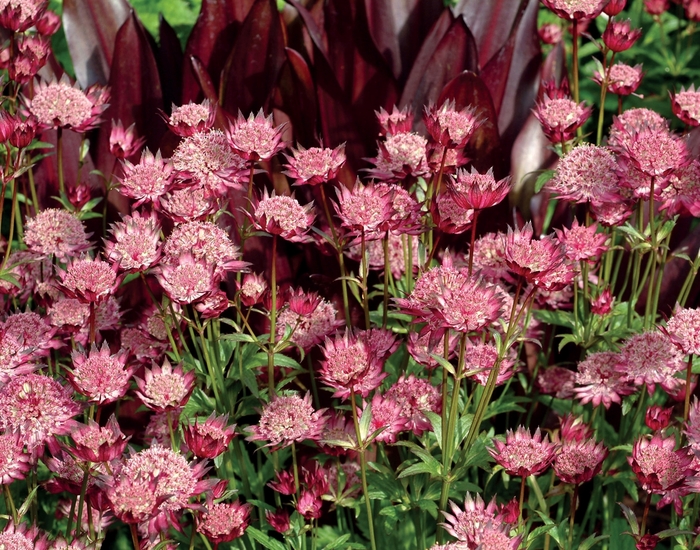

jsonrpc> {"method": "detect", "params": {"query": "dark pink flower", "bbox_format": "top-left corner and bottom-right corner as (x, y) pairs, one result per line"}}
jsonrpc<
(489, 426), (558, 477)
(602, 18), (641, 52)
(268, 469), (296, 495)
(534, 95), (592, 144)
(604, 0), (627, 16)
(375, 105), (414, 135)
(447, 167), (511, 211)
(183, 412), (236, 459)
(134, 358), (196, 412)
(424, 100), (481, 149)
(591, 288), (614, 315)
(0, 0), (47, 32)
(537, 366), (577, 399)
(165, 100), (215, 136)
(502, 223), (570, 289)
(541, 0), (607, 20)
(265, 509), (291, 533)
(554, 437), (608, 484)
(70, 415), (129, 463)
(644, 0), (670, 15)
(645, 406), (673, 431)
(671, 85), (700, 127)
(555, 220), (608, 264)
(284, 143), (346, 186)
(247, 392), (326, 448)
(538, 23), (563, 44)
(197, 501), (251, 544)
(35, 9), (60, 35)
(68, 343), (132, 404)
(109, 119), (146, 160)
(296, 489), (323, 519)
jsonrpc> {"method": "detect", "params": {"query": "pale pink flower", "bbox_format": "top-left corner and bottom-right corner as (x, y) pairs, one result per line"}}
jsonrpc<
(385, 374), (441, 436)
(470, 232), (512, 282)
(364, 393), (407, 443)
(134, 358), (196, 412)
(3, 310), (59, 357)
(541, 0), (607, 20)
(24, 208), (91, 261)
(0, 432), (30, 484)
(617, 331), (685, 392)
(0, 328), (39, 384)
(465, 342), (518, 386)
(163, 221), (248, 280)
(608, 108), (669, 149)
(276, 292), (342, 351)
(471, 523), (522, 550)
(367, 131), (429, 181)
(534, 96), (592, 143)
(502, 223), (570, 289)
(109, 119), (145, 159)
(671, 84), (700, 126)
(318, 412), (357, 455)
(155, 253), (218, 304)
(247, 392), (326, 448)
(171, 129), (248, 196)
(433, 192), (474, 234)
(105, 473), (162, 524)
(448, 167), (511, 211)
(0, 522), (49, 550)
(183, 412), (237, 459)
(375, 105), (414, 136)
(549, 144), (619, 203)
(249, 190), (315, 243)
(555, 220), (608, 264)
(58, 256), (120, 304)
(424, 100), (481, 149)
(68, 343), (132, 404)
(144, 411), (177, 448)
(594, 63), (643, 96)
(441, 493), (505, 544)
(159, 186), (218, 222)
(237, 272), (267, 307)
(663, 306), (700, 355)
(226, 109), (285, 162)
(554, 437), (608, 484)
(197, 501), (251, 544)
(659, 160), (700, 217)
(538, 365), (577, 399)
(489, 426), (558, 477)
(334, 181), (395, 240)
(104, 211), (161, 272)
(575, 350), (635, 408)
(284, 143), (346, 186)
(120, 326), (167, 362)
(319, 332), (386, 400)
(165, 100), (215, 136)
(0, 373), (81, 449)
(28, 75), (108, 132)
(119, 150), (174, 207)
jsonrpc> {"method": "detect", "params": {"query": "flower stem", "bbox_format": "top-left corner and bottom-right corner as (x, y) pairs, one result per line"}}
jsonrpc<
(130, 524), (140, 550)
(350, 388), (377, 550)
(3, 484), (16, 524)
(361, 229), (370, 330)
(468, 210), (479, 277)
(57, 126), (65, 197)
(684, 354), (694, 423)
(572, 20), (580, 105)
(268, 234), (278, 396)
(519, 475), (527, 523)
(568, 486), (578, 550)
(320, 184), (351, 327)
(595, 50), (615, 146)
(1, 179), (19, 270)
(640, 492), (652, 537)
(292, 441), (300, 500)
(74, 467), (91, 540)
(382, 232), (389, 328)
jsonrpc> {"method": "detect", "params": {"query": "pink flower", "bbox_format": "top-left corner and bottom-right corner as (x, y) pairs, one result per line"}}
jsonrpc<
(385, 374), (441, 436)
(334, 181), (395, 241)
(265, 509), (291, 533)
(363, 393), (406, 443)
(104, 211), (161, 272)
(502, 223), (570, 289)
(375, 105), (414, 136)
(249, 189), (315, 243)
(538, 23), (563, 44)
(575, 351), (635, 408)
(284, 143), (346, 186)
(319, 332), (386, 400)
(0, 432), (30, 485)
(662, 306), (700, 355)
(609, 108), (669, 149)
(134, 358), (196, 412)
(671, 85), (700, 127)
(465, 341), (518, 387)
(406, 331), (458, 370)
(367, 131), (429, 181)
(602, 18), (641, 52)
(197, 501), (251, 544)
(594, 63), (643, 96)
(0, 0), (47, 32)
(247, 392), (326, 448)
(645, 406), (673, 431)
(155, 253), (218, 304)
(57, 257), (120, 304)
(35, 9), (60, 36)
(538, 365), (577, 399)
(659, 160), (700, 217)
(424, 100), (481, 149)
(70, 415), (129, 463)
(591, 288), (614, 315)
(616, 331), (685, 393)
(237, 272), (267, 307)
(165, 100), (216, 136)
(28, 75), (108, 132)
(183, 412), (237, 459)
(604, 0), (627, 16)
(159, 186), (218, 222)
(489, 426), (558, 477)
(24, 208), (91, 262)
(534, 95), (592, 143)
(558, 414), (595, 443)
(68, 343), (132, 404)
(10, 34), (50, 84)
(447, 167), (511, 211)
(119, 150), (174, 207)
(555, 220), (608, 264)
(276, 291), (342, 351)
(268, 469), (296, 495)
(0, 373), (81, 450)
(296, 489), (323, 519)
(0, 522), (49, 550)
(644, 0), (670, 15)
(554, 437), (608, 484)
(226, 109), (285, 162)
(541, 0), (607, 20)
(433, 191), (473, 234)
(441, 493), (508, 544)
(109, 119), (146, 160)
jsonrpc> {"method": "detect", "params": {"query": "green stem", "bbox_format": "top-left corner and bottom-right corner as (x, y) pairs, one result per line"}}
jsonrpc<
(74, 467), (91, 540)
(306, 354), (320, 409)
(382, 233), (389, 328)
(572, 19), (580, 105)
(361, 229), (370, 330)
(684, 354), (694, 423)
(3, 484), (17, 524)
(292, 441), (300, 500)
(350, 388), (377, 550)
(468, 210), (479, 277)
(595, 50), (615, 146)
(268, 234), (278, 396)
(2, 179), (18, 270)
(568, 486), (578, 550)
(320, 184), (351, 327)
(57, 126), (65, 197)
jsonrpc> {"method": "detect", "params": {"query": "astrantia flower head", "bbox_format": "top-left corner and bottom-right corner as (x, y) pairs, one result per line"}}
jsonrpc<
(155, 253), (218, 304)
(367, 131), (429, 181)
(406, 330), (458, 370)
(24, 208), (91, 262)
(237, 272), (267, 307)
(57, 256), (120, 304)
(465, 341), (518, 387)
(616, 331), (685, 392)
(284, 143), (346, 186)
(119, 149), (174, 207)
(249, 189), (315, 243)
(645, 405), (673, 431)
(276, 292), (343, 351)
(503, 223), (570, 289)
(70, 414), (129, 463)
(550, 145), (620, 202)
(109, 119), (145, 160)
(376, 105), (414, 135)
(0, 373), (81, 450)
(662, 306), (700, 356)
(165, 99), (215, 136)
(365, 393), (407, 443)
(538, 22), (563, 44)
(11, 34), (50, 84)
(534, 95), (592, 144)
(615, 125), (689, 185)
(594, 63), (643, 96)
(0, 521), (49, 550)
(134, 358), (196, 412)
(659, 160), (700, 217)
(183, 412), (237, 459)
(197, 501), (251, 545)
(609, 108), (669, 150)
(447, 166), (511, 211)
(0, 0), (47, 32)
(671, 84), (700, 126)
(554, 437), (608, 484)
(424, 100), (481, 149)
(28, 75), (108, 132)
(226, 109), (285, 162)
(541, 0), (607, 20)
(171, 129), (248, 196)
(537, 365), (576, 399)
(68, 343), (132, 404)
(247, 392), (326, 448)
(575, 350), (635, 408)
(385, 374), (441, 436)
(320, 332), (387, 400)
(104, 210), (161, 272)
(555, 220), (608, 264)
(441, 493), (506, 544)
(334, 181), (395, 241)
(489, 426), (557, 477)
(602, 18), (642, 52)
(159, 186), (217, 222)
(163, 220), (248, 280)
(433, 191), (474, 234)
(0, 432), (30, 485)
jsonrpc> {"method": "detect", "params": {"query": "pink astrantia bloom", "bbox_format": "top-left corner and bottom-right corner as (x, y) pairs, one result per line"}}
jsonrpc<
(407, 331), (458, 370)
(602, 18), (642, 52)
(424, 100), (482, 149)
(3, 311), (59, 359)
(163, 220), (248, 281)
(629, 434), (696, 513)
(0, 432), (30, 485)
(549, 144), (619, 203)
(375, 105), (414, 135)
(197, 501), (251, 544)
(558, 414), (595, 443)
(159, 186), (218, 222)
(441, 493), (508, 544)
(183, 412), (237, 459)
(534, 96), (592, 144)
(367, 131), (430, 181)
(249, 189), (315, 243)
(319, 332), (387, 399)
(575, 350), (635, 408)
(109, 119), (145, 160)
(134, 358), (196, 412)
(0, 0), (48, 32)
(616, 331), (685, 392)
(334, 181), (395, 241)
(70, 415), (129, 463)
(68, 343), (132, 404)
(24, 208), (91, 262)
(541, 0), (607, 20)
(489, 426), (557, 477)
(284, 143), (346, 186)
(447, 167), (511, 211)
(0, 522), (49, 550)
(502, 223), (570, 289)
(226, 109), (285, 162)
(247, 393), (326, 448)
(155, 253), (218, 304)
(365, 393), (407, 443)
(385, 374), (441, 436)
(119, 149), (174, 207)
(553, 437), (608, 484)
(28, 75), (108, 132)
(594, 63), (643, 96)
(266, 509), (291, 534)
(537, 365), (577, 399)
(591, 288), (614, 315)
(662, 306), (700, 355)
(433, 191), (474, 234)
(555, 220), (608, 264)
(237, 272), (267, 307)
(171, 130), (248, 196)
(671, 84), (700, 126)
(465, 342), (518, 387)
(104, 211), (161, 272)
(165, 100), (215, 136)
(268, 469), (296, 495)
(609, 108), (669, 150)
(645, 405), (673, 431)
(276, 292), (342, 351)
(659, 160), (700, 217)
(57, 256), (120, 304)
(0, 373), (81, 450)
(538, 23), (563, 44)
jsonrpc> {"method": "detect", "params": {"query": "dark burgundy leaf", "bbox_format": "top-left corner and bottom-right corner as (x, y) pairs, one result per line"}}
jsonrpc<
(276, 48), (318, 147)
(181, 0), (255, 103)
(221, 0), (286, 115)
(158, 15), (184, 110)
(399, 11), (478, 117)
(62, 0), (130, 87)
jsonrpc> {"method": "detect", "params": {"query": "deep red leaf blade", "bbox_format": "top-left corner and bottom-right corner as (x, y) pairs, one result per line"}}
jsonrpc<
(276, 48), (318, 148)
(158, 14), (184, 109)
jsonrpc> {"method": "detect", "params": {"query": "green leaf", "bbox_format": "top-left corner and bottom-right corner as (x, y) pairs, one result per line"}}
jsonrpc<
(618, 502), (639, 535)
(0, 271), (20, 289)
(534, 169), (555, 193)
(429, 352), (456, 376)
(246, 526), (287, 550)
(358, 402), (372, 443)
(323, 534), (352, 549)
(579, 533), (609, 550)
(424, 410), (442, 451)
(398, 461), (441, 479)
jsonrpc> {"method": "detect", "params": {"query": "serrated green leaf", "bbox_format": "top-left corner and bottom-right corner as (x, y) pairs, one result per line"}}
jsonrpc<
(397, 461), (440, 479)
